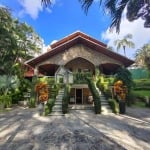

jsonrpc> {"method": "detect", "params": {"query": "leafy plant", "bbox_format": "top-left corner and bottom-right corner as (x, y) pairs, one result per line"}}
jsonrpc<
(0, 95), (12, 108)
(44, 98), (55, 115)
(86, 77), (101, 114)
(114, 67), (134, 94)
(109, 98), (119, 114)
(62, 84), (71, 114)
(28, 98), (36, 108)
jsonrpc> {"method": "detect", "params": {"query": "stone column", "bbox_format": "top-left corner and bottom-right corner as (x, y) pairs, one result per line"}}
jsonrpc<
(34, 66), (39, 76)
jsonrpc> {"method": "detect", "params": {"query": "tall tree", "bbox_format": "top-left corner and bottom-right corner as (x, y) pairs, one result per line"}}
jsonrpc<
(41, 0), (150, 33)
(0, 7), (43, 94)
(79, 0), (150, 32)
(135, 44), (150, 72)
(114, 34), (135, 56)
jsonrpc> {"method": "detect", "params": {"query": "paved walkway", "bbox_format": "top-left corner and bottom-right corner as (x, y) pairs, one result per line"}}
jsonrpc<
(0, 106), (150, 150)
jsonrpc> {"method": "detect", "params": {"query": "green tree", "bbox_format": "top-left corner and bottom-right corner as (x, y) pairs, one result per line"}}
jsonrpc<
(78, 0), (150, 32)
(41, 0), (150, 32)
(115, 67), (134, 90)
(114, 34), (135, 56)
(135, 44), (150, 75)
(0, 7), (43, 94)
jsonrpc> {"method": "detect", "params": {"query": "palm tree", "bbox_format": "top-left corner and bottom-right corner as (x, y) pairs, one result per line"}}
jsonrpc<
(41, 0), (52, 6)
(78, 0), (150, 32)
(135, 44), (150, 71)
(41, 0), (150, 32)
(114, 34), (135, 56)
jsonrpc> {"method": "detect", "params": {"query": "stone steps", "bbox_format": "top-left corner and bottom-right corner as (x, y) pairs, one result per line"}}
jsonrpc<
(69, 105), (94, 110)
(100, 92), (112, 114)
(49, 88), (64, 116)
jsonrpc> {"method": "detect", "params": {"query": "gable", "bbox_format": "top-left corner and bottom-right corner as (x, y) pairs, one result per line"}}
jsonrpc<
(26, 31), (134, 68)
(37, 44), (122, 67)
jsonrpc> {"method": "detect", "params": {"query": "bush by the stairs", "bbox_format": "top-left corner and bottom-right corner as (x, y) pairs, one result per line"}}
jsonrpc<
(28, 98), (36, 108)
(49, 84), (60, 99)
(44, 98), (55, 116)
(109, 99), (119, 114)
(86, 77), (101, 114)
(62, 84), (71, 114)
(0, 94), (12, 108)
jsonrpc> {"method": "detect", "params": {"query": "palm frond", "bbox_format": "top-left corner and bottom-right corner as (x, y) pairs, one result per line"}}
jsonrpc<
(79, 0), (103, 14)
(105, 0), (117, 15)
(41, 0), (52, 7)
(109, 0), (129, 33)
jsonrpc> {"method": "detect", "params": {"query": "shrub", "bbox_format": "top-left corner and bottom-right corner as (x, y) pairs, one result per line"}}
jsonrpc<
(109, 99), (119, 114)
(28, 98), (36, 108)
(86, 77), (101, 114)
(0, 95), (12, 108)
(62, 84), (71, 114)
(44, 98), (55, 116)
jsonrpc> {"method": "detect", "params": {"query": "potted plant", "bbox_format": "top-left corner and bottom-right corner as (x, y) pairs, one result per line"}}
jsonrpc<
(114, 80), (127, 114)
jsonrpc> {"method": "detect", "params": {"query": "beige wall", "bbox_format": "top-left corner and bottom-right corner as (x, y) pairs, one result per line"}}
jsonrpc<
(37, 44), (122, 67)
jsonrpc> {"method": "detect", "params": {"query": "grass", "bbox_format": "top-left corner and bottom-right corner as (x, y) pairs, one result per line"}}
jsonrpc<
(132, 101), (146, 108)
(134, 78), (150, 86)
(132, 90), (150, 97)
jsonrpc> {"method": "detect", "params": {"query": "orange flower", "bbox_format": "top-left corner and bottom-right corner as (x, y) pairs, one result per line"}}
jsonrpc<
(114, 80), (127, 100)
(35, 82), (49, 102)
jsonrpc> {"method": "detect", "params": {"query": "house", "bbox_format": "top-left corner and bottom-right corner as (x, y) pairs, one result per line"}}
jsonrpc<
(26, 31), (134, 105)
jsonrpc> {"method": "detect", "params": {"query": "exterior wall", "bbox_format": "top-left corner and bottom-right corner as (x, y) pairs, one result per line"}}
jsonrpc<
(65, 57), (95, 73)
(37, 44), (123, 67)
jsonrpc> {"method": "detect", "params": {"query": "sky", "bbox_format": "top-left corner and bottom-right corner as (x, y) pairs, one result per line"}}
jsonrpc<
(0, 0), (150, 59)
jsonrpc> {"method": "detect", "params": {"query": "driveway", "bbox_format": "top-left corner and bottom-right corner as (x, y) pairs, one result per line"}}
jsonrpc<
(0, 106), (150, 150)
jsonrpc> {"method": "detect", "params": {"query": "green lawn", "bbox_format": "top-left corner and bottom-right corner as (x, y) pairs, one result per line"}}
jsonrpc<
(132, 101), (146, 108)
(132, 90), (150, 97)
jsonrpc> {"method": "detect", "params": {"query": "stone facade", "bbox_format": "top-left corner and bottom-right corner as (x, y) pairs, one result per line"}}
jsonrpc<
(36, 44), (123, 68)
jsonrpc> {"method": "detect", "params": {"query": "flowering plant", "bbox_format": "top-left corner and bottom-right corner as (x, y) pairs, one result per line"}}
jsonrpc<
(114, 80), (127, 101)
(35, 82), (48, 102)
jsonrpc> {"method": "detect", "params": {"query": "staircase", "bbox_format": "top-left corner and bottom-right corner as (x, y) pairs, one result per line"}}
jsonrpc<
(49, 88), (64, 116)
(100, 92), (112, 114)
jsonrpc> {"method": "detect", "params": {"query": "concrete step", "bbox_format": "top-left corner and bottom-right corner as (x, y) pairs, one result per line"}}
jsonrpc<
(52, 108), (62, 112)
(53, 105), (62, 109)
(49, 112), (64, 116)
(55, 101), (62, 105)
(56, 97), (63, 100)
(101, 102), (109, 105)
(69, 105), (94, 110)
(55, 99), (63, 102)
(58, 91), (64, 93)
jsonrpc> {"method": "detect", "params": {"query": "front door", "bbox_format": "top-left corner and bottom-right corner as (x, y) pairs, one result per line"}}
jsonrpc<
(76, 88), (82, 104)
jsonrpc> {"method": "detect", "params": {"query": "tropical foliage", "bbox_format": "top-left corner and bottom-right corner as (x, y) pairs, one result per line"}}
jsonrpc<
(86, 77), (101, 114)
(0, 7), (43, 96)
(114, 80), (127, 101)
(135, 43), (150, 74)
(114, 67), (134, 93)
(35, 82), (49, 102)
(114, 34), (135, 56)
(79, 0), (150, 32)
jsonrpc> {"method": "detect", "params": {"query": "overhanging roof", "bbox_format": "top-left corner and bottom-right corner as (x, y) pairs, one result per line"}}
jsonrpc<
(26, 31), (134, 67)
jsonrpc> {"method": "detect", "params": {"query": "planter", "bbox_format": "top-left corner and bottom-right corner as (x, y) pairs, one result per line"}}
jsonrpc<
(119, 101), (126, 114)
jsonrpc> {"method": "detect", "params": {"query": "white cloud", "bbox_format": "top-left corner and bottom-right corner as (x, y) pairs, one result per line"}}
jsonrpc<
(101, 16), (150, 59)
(18, 0), (56, 19)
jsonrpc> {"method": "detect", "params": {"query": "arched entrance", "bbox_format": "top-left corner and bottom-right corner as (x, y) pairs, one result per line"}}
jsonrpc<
(65, 57), (95, 73)
(65, 57), (94, 105)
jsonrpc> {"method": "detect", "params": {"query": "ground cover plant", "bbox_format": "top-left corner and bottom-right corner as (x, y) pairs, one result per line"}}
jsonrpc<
(131, 78), (150, 107)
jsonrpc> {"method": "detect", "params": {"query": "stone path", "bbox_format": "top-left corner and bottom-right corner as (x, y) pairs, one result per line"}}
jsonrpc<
(0, 106), (150, 150)
(126, 107), (150, 123)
